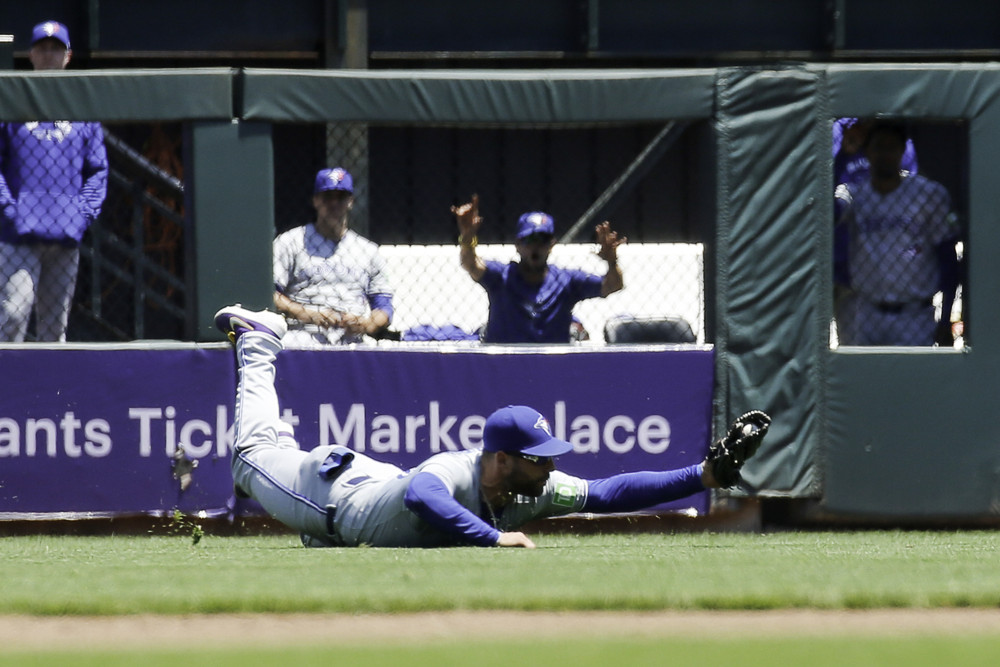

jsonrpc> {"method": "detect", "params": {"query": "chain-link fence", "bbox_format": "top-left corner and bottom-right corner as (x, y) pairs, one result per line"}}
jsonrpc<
(2, 116), (710, 345)
(273, 121), (712, 345)
(832, 119), (966, 348)
(83, 123), (186, 341)
(0, 112), (966, 347)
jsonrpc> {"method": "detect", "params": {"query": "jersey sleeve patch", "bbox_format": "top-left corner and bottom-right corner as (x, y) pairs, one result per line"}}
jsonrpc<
(552, 481), (583, 508)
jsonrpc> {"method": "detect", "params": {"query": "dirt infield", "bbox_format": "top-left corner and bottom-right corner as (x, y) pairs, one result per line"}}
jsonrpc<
(3, 609), (1000, 649)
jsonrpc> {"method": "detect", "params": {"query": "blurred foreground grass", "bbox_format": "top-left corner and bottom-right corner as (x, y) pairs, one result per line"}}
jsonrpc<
(6, 636), (1000, 667)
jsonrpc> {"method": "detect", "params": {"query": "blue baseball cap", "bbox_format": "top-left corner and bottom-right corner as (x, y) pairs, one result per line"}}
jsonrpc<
(516, 212), (555, 240)
(31, 21), (70, 49)
(483, 405), (573, 457)
(314, 167), (353, 194)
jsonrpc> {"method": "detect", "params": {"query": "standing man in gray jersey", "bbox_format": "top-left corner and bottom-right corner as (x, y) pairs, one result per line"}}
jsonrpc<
(215, 304), (771, 548)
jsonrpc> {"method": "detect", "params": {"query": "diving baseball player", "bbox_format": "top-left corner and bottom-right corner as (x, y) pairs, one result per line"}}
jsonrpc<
(835, 121), (960, 346)
(272, 167), (393, 348)
(215, 303), (771, 548)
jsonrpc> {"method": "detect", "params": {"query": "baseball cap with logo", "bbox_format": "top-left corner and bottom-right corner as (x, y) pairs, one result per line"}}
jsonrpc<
(482, 405), (573, 457)
(314, 167), (353, 194)
(31, 21), (71, 49)
(515, 211), (555, 240)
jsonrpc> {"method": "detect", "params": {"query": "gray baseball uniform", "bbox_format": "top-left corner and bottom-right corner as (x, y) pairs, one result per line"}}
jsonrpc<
(272, 224), (393, 348)
(836, 173), (958, 345)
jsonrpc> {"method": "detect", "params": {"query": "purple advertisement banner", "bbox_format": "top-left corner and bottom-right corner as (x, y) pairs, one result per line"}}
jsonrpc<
(0, 345), (714, 517)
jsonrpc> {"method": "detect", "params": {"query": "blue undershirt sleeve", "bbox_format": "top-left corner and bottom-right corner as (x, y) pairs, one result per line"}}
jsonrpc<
(582, 464), (706, 513)
(369, 293), (394, 322)
(404, 471), (501, 547)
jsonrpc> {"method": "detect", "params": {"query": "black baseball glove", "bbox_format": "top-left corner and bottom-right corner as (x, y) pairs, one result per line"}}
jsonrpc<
(707, 410), (772, 488)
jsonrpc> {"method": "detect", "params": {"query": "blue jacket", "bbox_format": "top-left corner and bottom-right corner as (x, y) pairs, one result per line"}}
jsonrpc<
(0, 121), (108, 246)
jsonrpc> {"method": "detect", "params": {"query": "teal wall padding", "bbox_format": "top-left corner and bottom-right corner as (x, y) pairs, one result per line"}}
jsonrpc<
(240, 68), (717, 123)
(714, 66), (828, 496)
(0, 69), (233, 121)
(823, 66), (1000, 516)
(185, 121), (275, 341)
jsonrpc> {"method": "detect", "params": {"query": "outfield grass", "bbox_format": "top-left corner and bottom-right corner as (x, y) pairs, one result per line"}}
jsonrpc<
(3, 530), (1000, 615)
(5, 530), (1000, 665)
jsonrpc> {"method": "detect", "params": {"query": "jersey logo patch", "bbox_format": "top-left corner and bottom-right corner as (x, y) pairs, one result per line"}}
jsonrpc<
(553, 482), (578, 508)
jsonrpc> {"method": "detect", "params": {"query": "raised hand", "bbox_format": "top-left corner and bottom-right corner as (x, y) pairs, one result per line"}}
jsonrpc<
(595, 221), (626, 263)
(451, 193), (483, 241)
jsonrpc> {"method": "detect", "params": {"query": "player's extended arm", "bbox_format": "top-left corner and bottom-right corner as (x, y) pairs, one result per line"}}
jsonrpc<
(404, 471), (534, 548)
(595, 221), (625, 297)
(452, 194), (486, 282)
(582, 465), (706, 513)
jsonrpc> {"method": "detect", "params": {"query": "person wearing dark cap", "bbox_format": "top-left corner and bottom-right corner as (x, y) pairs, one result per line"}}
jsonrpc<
(28, 20), (73, 70)
(213, 303), (771, 548)
(0, 20), (108, 341)
(451, 194), (625, 343)
(273, 167), (394, 347)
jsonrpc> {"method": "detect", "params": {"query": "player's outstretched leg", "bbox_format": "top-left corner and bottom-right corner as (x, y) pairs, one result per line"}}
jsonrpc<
(215, 305), (327, 537)
(214, 303), (290, 462)
(706, 410), (771, 488)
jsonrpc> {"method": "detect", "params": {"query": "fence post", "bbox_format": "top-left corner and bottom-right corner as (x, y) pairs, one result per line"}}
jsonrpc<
(184, 120), (275, 341)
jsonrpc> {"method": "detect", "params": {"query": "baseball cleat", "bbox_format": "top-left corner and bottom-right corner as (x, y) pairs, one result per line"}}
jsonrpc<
(707, 410), (771, 488)
(214, 304), (287, 344)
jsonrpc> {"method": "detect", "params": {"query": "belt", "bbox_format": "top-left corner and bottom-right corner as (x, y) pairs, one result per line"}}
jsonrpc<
(326, 506), (338, 536)
(874, 298), (933, 314)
